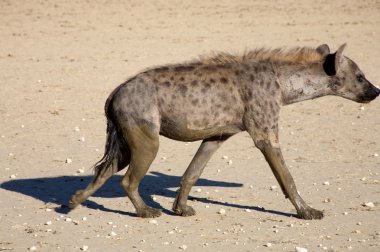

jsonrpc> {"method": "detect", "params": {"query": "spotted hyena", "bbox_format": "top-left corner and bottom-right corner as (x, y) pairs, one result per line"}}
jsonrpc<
(69, 44), (379, 219)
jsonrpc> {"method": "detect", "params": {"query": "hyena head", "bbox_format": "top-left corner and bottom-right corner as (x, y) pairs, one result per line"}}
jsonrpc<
(317, 44), (380, 103)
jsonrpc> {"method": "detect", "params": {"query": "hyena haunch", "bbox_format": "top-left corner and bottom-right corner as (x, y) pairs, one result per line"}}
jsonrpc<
(69, 44), (379, 219)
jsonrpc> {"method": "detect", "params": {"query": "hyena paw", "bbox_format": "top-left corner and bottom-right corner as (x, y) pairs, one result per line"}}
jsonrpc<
(68, 190), (84, 209)
(173, 205), (196, 217)
(137, 207), (162, 218)
(297, 207), (324, 220)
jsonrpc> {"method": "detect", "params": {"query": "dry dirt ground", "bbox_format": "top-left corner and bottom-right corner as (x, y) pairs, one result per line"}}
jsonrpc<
(1, 0), (380, 251)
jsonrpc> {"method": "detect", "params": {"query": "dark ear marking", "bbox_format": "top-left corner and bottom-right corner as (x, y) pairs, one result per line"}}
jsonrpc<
(323, 53), (336, 76)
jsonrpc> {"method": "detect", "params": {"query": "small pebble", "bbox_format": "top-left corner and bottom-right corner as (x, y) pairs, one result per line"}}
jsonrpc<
(179, 244), (187, 250)
(65, 158), (72, 164)
(81, 245), (89, 251)
(227, 160), (233, 165)
(79, 136), (85, 142)
(222, 155), (228, 160)
(74, 126), (80, 132)
(218, 208), (226, 215)
(264, 243), (272, 247)
(109, 231), (117, 236)
(245, 209), (251, 213)
(45, 221), (52, 225)
(323, 181), (330, 185)
(29, 246), (37, 251)
(149, 219), (158, 225)
(270, 185), (277, 190)
(65, 217), (72, 222)
(373, 153), (379, 157)
(295, 246), (308, 252)
(77, 168), (85, 174)
(195, 188), (202, 193)
(343, 212), (348, 215)
(10, 174), (16, 179)
(363, 202), (375, 208)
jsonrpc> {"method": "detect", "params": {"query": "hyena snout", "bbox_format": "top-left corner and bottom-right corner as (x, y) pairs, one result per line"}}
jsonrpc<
(360, 83), (380, 103)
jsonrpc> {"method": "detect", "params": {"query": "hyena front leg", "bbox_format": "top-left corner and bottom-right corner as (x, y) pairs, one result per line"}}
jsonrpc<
(248, 127), (324, 220)
(173, 136), (230, 216)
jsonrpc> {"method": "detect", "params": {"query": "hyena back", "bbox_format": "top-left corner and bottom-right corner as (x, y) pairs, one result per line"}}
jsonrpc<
(69, 44), (379, 219)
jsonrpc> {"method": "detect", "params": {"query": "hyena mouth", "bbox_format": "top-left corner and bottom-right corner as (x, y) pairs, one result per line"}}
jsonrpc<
(360, 87), (380, 103)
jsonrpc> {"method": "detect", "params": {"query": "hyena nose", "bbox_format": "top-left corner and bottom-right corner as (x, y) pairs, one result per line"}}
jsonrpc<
(376, 86), (380, 97)
(373, 86), (380, 98)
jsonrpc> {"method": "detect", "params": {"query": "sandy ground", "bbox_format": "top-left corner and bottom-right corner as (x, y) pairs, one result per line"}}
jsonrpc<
(1, 0), (380, 251)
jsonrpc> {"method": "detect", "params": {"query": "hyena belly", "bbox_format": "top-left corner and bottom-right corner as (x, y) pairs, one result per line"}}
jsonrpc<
(149, 66), (245, 141)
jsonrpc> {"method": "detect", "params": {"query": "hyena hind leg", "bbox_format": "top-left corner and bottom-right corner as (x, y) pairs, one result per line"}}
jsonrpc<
(69, 150), (131, 209)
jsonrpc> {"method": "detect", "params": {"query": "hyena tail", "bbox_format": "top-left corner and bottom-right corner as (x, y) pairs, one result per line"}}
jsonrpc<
(93, 85), (131, 181)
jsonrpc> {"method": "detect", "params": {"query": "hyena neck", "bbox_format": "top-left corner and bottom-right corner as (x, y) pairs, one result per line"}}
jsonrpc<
(277, 63), (332, 105)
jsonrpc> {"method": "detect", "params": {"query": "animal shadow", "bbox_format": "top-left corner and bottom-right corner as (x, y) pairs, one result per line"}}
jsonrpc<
(1, 171), (292, 217)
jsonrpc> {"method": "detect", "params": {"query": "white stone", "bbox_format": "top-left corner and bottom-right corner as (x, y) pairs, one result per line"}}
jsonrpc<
(45, 221), (52, 225)
(218, 208), (226, 215)
(227, 160), (233, 165)
(295, 247), (308, 252)
(65, 217), (72, 222)
(65, 158), (72, 164)
(264, 243), (272, 247)
(81, 245), (89, 251)
(179, 245), (187, 250)
(77, 168), (85, 174)
(109, 231), (117, 236)
(149, 219), (158, 225)
(270, 185), (277, 190)
(195, 188), (202, 193)
(364, 202), (375, 208)
(323, 181), (330, 185)
(29, 246), (37, 251)
(222, 155), (228, 160)
(10, 174), (16, 179)
(74, 126), (80, 132)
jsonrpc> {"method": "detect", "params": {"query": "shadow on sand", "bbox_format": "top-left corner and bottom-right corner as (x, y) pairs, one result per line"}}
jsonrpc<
(1, 171), (293, 218)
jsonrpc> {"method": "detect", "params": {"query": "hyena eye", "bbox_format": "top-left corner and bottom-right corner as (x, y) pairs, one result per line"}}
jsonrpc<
(356, 75), (364, 83)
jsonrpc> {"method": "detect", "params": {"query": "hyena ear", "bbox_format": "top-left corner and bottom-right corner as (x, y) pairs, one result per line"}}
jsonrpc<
(316, 44), (330, 57)
(335, 43), (347, 72)
(322, 43), (347, 76)
(322, 53), (336, 76)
